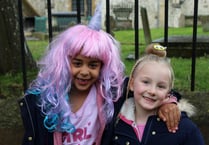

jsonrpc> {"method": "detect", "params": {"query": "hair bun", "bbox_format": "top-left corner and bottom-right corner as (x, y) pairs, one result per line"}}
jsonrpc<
(145, 43), (167, 57)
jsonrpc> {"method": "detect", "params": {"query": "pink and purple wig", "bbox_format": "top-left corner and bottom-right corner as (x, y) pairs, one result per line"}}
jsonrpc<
(26, 24), (125, 133)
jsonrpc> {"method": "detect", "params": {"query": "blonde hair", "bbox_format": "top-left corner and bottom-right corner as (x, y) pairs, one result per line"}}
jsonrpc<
(126, 43), (174, 98)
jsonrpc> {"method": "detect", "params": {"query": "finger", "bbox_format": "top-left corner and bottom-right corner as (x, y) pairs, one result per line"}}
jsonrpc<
(161, 108), (171, 130)
(167, 112), (175, 132)
(158, 109), (166, 121)
(164, 104), (176, 131)
(168, 107), (180, 132)
(165, 109), (173, 131)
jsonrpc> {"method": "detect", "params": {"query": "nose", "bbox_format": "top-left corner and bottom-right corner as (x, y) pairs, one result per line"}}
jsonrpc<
(80, 65), (90, 76)
(147, 85), (156, 96)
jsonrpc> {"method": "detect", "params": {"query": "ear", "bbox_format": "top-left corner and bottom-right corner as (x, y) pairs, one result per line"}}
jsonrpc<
(129, 78), (134, 91)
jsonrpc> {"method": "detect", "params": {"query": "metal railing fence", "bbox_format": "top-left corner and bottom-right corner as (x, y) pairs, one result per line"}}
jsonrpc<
(18, 0), (200, 91)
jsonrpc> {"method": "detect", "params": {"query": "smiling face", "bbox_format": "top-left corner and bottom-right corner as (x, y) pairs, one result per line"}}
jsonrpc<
(130, 61), (171, 111)
(70, 54), (102, 94)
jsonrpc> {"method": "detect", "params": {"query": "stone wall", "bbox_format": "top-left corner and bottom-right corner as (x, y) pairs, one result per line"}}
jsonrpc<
(26, 0), (72, 15)
(111, 0), (209, 29)
(26, 0), (45, 15)
(24, 0), (209, 29)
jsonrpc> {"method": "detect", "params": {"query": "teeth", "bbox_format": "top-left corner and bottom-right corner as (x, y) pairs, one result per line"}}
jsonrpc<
(144, 96), (156, 101)
(78, 78), (84, 81)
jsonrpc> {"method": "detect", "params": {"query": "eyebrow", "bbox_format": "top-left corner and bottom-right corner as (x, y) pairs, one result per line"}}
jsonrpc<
(72, 57), (101, 63)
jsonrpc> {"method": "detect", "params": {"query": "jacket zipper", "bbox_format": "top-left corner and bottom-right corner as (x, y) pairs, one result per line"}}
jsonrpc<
(132, 122), (140, 138)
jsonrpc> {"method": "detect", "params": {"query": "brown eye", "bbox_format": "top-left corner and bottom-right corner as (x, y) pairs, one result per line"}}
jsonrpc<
(72, 60), (82, 67)
(88, 60), (101, 69)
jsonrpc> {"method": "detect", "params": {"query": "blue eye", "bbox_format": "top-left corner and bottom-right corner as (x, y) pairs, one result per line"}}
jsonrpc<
(158, 84), (168, 89)
(142, 80), (149, 84)
(159, 85), (166, 89)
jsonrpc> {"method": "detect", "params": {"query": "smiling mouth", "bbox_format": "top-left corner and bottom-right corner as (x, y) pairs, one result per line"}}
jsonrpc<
(143, 96), (156, 103)
(76, 78), (90, 85)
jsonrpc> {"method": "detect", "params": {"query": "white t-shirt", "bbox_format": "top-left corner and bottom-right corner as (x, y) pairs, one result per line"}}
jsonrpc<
(63, 86), (100, 145)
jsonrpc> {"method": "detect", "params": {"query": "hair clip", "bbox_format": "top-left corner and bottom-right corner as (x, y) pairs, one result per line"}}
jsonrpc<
(154, 44), (167, 51)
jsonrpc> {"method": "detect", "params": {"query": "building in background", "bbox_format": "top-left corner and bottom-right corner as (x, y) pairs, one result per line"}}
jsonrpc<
(23, 0), (209, 31)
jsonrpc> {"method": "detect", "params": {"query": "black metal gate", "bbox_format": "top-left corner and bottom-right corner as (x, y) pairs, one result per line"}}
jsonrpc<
(18, 0), (201, 91)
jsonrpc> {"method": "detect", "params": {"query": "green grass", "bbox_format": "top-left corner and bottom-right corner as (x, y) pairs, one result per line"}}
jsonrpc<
(121, 55), (209, 91)
(27, 40), (48, 60)
(0, 27), (209, 97)
(113, 27), (209, 91)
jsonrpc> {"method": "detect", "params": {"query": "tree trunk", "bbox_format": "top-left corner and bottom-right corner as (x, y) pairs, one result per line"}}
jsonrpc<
(0, 0), (36, 75)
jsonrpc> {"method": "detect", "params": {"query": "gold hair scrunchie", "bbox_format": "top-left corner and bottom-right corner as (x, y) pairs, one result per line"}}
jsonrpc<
(154, 44), (167, 51)
(146, 43), (167, 57)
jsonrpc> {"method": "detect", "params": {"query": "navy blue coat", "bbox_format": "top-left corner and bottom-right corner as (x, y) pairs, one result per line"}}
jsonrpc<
(101, 78), (204, 145)
(111, 112), (205, 145)
(18, 94), (53, 145)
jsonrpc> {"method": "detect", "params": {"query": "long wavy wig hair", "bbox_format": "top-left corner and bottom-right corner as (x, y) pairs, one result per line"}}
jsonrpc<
(26, 24), (125, 133)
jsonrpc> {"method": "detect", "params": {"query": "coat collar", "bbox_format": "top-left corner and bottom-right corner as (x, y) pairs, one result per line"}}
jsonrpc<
(120, 98), (135, 121)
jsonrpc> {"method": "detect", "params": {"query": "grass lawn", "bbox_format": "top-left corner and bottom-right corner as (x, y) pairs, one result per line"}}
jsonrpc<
(0, 27), (209, 97)
(113, 27), (209, 91)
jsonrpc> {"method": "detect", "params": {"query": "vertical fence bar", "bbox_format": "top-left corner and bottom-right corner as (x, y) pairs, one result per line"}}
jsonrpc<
(164, 0), (168, 47)
(134, 0), (139, 60)
(47, 0), (53, 42)
(191, 0), (198, 91)
(106, 0), (110, 33)
(18, 0), (27, 91)
(76, 0), (81, 23)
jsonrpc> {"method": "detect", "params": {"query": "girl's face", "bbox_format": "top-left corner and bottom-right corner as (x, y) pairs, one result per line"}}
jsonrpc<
(70, 54), (102, 93)
(130, 61), (171, 111)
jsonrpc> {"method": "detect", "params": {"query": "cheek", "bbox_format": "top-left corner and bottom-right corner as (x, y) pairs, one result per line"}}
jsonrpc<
(158, 91), (169, 100)
(70, 66), (77, 76)
(92, 68), (101, 78)
(96, 64), (102, 76)
(69, 63), (75, 73)
(94, 71), (100, 79)
(133, 83), (144, 95)
(134, 81), (145, 90)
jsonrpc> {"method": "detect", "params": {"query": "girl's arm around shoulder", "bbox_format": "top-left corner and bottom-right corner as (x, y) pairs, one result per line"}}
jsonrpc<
(158, 90), (181, 133)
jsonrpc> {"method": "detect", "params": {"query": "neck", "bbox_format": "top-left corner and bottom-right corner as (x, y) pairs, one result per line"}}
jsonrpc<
(69, 86), (90, 113)
(135, 105), (157, 124)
